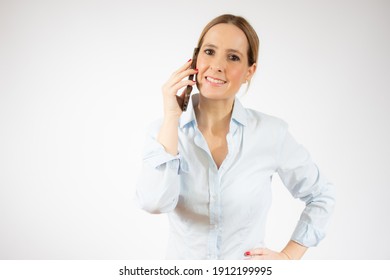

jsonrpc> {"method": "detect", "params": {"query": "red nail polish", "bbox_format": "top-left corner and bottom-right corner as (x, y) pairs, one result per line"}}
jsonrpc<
(188, 59), (192, 62)
(195, 68), (198, 71)
(244, 251), (250, 256)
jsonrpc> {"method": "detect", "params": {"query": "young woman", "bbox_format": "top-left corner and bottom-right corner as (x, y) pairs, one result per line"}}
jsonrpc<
(136, 14), (335, 260)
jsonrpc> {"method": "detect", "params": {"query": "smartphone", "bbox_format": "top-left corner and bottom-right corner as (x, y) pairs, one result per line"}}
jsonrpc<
(182, 47), (199, 111)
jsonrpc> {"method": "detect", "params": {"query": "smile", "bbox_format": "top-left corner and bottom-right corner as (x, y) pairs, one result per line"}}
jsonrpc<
(206, 76), (226, 85)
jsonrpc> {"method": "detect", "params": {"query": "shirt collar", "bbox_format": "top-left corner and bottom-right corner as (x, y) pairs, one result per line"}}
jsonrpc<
(231, 96), (248, 126)
(179, 93), (248, 128)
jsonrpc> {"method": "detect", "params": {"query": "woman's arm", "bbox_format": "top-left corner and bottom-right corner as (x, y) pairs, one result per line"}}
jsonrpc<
(158, 59), (197, 155)
(135, 122), (182, 214)
(246, 123), (335, 260)
(135, 60), (197, 213)
(277, 126), (336, 248)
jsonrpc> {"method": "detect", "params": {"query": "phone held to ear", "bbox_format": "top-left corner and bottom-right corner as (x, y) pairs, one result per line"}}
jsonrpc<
(182, 48), (199, 111)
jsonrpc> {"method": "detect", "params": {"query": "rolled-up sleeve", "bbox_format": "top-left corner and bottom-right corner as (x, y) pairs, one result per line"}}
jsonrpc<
(276, 124), (336, 247)
(135, 121), (182, 214)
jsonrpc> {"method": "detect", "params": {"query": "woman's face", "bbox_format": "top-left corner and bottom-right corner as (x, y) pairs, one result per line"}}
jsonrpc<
(196, 23), (256, 101)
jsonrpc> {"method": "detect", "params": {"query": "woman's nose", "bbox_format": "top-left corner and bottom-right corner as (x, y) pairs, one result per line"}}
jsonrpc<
(210, 65), (223, 73)
(210, 56), (225, 72)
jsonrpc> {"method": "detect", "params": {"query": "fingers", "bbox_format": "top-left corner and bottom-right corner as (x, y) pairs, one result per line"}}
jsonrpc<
(245, 248), (269, 256)
(162, 80), (196, 107)
(166, 68), (198, 92)
(244, 247), (288, 260)
(173, 59), (196, 76)
(245, 255), (267, 260)
(161, 59), (198, 115)
(167, 60), (197, 86)
(169, 79), (196, 95)
(244, 248), (271, 260)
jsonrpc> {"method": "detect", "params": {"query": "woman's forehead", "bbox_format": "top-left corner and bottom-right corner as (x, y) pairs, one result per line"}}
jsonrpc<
(202, 23), (249, 53)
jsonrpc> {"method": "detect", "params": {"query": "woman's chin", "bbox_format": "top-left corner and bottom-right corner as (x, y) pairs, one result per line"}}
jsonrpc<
(198, 90), (234, 101)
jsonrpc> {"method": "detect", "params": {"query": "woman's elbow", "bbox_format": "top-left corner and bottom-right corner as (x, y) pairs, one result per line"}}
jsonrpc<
(135, 193), (178, 214)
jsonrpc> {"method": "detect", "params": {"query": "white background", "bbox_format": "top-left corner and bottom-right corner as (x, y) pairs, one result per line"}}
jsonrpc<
(0, 0), (389, 259)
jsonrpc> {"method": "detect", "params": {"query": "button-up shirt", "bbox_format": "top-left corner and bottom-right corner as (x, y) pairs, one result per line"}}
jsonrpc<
(136, 94), (335, 259)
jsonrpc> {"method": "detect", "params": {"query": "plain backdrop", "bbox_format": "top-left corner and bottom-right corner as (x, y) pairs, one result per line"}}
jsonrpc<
(1, 0), (389, 259)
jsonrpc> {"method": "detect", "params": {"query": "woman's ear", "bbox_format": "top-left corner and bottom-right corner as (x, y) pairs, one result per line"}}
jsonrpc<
(246, 63), (257, 81)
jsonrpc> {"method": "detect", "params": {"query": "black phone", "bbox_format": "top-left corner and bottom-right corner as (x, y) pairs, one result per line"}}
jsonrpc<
(182, 47), (199, 111)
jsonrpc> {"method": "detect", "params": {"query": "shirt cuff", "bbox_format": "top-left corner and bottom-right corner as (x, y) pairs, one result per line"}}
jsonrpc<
(291, 220), (326, 247)
(143, 138), (183, 174)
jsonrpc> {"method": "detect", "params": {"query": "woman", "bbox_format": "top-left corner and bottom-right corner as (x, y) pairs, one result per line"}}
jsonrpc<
(136, 14), (335, 260)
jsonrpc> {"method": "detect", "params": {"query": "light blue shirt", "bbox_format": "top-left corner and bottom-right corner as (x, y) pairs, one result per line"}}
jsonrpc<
(136, 94), (335, 259)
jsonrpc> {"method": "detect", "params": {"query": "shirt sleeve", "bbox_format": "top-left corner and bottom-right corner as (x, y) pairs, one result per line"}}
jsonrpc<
(135, 120), (182, 214)
(276, 124), (336, 247)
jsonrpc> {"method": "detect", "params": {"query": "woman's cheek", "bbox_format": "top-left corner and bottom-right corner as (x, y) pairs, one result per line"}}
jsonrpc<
(230, 67), (248, 83)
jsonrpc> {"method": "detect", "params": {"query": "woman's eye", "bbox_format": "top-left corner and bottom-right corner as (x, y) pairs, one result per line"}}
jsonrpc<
(229, 54), (240, 61)
(204, 49), (214, 55)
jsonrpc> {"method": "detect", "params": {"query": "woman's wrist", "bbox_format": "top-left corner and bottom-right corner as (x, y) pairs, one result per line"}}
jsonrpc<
(163, 113), (180, 123)
(280, 240), (308, 260)
(280, 250), (292, 260)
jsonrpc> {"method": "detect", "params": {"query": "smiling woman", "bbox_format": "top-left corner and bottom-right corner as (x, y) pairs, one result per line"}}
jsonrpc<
(195, 24), (256, 102)
(135, 14), (335, 260)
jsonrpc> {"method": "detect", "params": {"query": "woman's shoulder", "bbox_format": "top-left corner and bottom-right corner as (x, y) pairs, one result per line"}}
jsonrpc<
(244, 107), (288, 131)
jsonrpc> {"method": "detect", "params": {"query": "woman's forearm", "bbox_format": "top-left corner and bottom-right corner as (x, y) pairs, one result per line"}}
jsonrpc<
(281, 240), (308, 260)
(157, 115), (180, 156)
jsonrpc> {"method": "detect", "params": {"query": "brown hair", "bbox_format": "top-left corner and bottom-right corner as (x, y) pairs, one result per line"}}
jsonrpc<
(196, 14), (259, 66)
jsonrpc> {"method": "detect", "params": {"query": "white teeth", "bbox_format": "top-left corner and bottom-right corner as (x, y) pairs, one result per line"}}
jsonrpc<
(206, 76), (225, 84)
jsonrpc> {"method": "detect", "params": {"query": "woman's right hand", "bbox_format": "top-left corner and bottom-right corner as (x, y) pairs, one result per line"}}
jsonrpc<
(161, 59), (197, 118)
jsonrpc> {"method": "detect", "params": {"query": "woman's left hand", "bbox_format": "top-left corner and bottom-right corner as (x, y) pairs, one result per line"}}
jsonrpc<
(244, 248), (291, 260)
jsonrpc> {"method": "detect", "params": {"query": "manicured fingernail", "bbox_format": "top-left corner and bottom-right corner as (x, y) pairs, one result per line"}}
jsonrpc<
(244, 251), (250, 256)
(187, 59), (192, 62)
(195, 68), (198, 71)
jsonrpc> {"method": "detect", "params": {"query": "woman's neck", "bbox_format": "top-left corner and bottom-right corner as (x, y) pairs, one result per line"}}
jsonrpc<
(194, 95), (234, 134)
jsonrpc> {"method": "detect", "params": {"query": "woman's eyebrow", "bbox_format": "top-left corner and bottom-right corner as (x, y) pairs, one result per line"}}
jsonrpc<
(227, 48), (243, 56)
(203, 43), (218, 49)
(203, 43), (243, 56)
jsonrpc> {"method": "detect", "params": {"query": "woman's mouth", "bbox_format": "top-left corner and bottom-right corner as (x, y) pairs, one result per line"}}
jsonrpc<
(205, 76), (227, 85)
